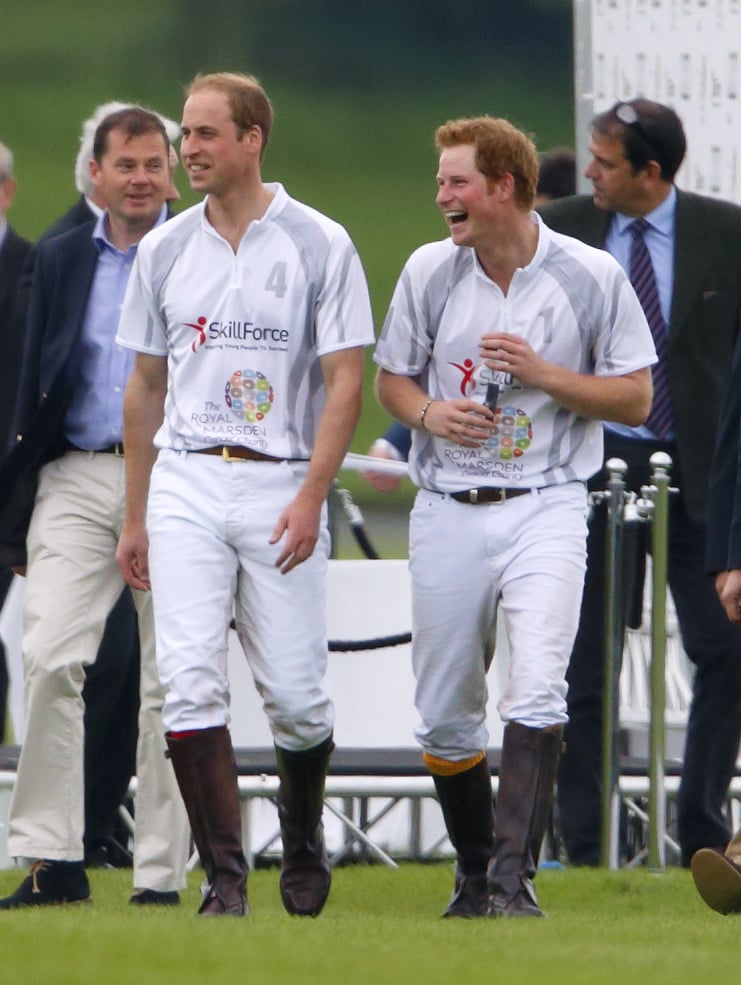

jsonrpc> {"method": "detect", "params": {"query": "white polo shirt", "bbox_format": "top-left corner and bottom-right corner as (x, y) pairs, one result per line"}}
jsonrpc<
(117, 183), (375, 459)
(373, 212), (656, 491)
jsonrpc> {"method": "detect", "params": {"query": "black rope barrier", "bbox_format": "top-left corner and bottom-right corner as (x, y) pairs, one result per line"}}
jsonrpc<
(347, 522), (380, 560)
(328, 485), (412, 649)
(333, 485), (381, 560)
(230, 485), (413, 651)
(329, 632), (412, 652)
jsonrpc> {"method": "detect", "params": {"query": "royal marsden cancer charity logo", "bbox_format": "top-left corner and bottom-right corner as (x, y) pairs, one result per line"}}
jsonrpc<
(486, 404), (532, 460)
(225, 369), (275, 423)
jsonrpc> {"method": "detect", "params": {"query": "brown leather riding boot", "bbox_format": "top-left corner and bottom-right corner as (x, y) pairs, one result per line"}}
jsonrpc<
(165, 726), (248, 916)
(487, 722), (563, 919)
(431, 756), (494, 918)
(275, 735), (334, 917)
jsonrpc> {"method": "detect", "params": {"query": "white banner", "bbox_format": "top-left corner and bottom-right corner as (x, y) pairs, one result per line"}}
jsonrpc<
(575, 0), (741, 202)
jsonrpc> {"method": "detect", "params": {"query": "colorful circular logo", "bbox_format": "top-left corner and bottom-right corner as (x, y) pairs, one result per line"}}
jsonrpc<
(225, 369), (275, 422)
(484, 404), (532, 460)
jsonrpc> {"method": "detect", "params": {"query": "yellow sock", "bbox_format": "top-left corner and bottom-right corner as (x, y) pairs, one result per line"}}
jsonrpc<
(423, 751), (486, 776)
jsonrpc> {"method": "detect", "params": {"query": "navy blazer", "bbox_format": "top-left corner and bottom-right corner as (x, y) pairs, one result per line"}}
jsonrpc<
(13, 197), (97, 346)
(40, 196), (96, 243)
(539, 190), (741, 530)
(0, 225), (31, 321)
(0, 225), (32, 450)
(0, 220), (98, 566)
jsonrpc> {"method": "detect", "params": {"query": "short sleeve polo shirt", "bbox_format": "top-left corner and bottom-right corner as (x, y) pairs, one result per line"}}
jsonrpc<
(117, 183), (375, 459)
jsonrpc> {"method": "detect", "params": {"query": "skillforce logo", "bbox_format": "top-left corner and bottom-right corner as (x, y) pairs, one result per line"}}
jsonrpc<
(225, 369), (275, 423)
(448, 357), (477, 396)
(185, 316), (289, 353)
(186, 317), (208, 353)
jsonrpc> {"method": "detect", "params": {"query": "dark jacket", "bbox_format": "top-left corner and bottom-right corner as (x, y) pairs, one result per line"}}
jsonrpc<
(12, 196), (97, 364)
(540, 190), (741, 531)
(707, 330), (741, 570)
(0, 221), (98, 566)
(0, 224), (32, 452)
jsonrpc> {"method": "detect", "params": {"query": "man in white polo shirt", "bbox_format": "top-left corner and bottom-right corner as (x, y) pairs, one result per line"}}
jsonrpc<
(115, 72), (374, 918)
(374, 115), (655, 919)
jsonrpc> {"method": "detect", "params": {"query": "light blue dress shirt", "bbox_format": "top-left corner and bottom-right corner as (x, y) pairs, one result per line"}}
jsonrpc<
(603, 184), (676, 441)
(63, 206), (166, 450)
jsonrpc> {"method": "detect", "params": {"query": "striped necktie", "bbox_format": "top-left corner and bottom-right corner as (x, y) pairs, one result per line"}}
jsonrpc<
(628, 218), (673, 439)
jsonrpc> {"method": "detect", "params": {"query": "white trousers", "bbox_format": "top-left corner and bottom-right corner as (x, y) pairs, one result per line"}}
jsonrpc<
(146, 450), (334, 751)
(409, 483), (588, 760)
(8, 452), (190, 891)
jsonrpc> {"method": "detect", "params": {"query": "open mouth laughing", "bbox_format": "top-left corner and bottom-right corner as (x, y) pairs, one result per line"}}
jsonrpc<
(445, 210), (468, 225)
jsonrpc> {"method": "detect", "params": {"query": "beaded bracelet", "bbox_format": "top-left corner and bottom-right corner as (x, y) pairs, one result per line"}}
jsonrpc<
(419, 398), (433, 430)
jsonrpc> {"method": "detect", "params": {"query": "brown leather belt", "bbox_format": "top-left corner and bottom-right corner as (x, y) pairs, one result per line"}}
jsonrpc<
(190, 445), (287, 463)
(64, 440), (124, 456)
(450, 486), (535, 505)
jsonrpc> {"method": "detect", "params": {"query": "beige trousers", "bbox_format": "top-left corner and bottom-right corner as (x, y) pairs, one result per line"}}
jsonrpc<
(726, 826), (741, 864)
(8, 451), (190, 891)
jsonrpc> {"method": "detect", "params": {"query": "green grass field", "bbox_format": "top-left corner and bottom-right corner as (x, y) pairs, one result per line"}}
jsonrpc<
(0, 864), (737, 984)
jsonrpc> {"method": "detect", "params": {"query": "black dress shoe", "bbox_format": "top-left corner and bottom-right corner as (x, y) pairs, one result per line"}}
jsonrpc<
(442, 871), (489, 918)
(488, 877), (545, 918)
(0, 860), (91, 909)
(129, 889), (181, 906)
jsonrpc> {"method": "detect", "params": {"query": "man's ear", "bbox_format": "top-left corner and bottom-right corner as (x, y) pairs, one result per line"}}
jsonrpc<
(240, 124), (263, 156)
(486, 172), (515, 200)
(643, 158), (664, 183)
(0, 175), (17, 211)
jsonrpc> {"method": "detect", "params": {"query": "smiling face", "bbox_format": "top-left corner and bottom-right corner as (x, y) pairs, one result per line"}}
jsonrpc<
(180, 88), (261, 198)
(436, 143), (498, 248)
(89, 126), (169, 232)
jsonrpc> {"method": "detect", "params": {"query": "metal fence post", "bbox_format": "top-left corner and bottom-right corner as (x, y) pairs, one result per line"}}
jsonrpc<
(644, 451), (672, 870)
(600, 458), (628, 869)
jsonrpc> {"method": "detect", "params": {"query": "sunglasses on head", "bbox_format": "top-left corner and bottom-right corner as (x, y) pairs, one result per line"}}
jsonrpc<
(615, 102), (660, 161)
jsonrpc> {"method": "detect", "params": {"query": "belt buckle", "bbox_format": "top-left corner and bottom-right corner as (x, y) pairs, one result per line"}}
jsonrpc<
(471, 488), (505, 504)
(221, 446), (245, 463)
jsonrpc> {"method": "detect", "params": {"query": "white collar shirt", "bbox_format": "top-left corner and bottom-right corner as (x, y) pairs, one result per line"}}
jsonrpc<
(117, 183), (375, 460)
(374, 213), (657, 491)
